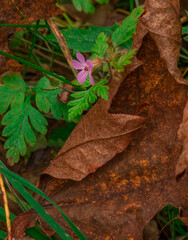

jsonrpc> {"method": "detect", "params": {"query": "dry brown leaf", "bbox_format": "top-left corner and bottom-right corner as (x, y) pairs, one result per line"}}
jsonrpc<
(41, 76), (149, 181)
(176, 101), (188, 178)
(0, 0), (61, 73)
(133, 0), (184, 84)
(12, 0), (188, 239)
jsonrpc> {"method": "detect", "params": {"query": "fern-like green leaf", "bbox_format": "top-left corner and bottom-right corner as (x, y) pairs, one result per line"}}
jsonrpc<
(91, 32), (108, 59)
(2, 94), (47, 164)
(110, 49), (137, 71)
(93, 79), (109, 100)
(111, 6), (143, 47)
(68, 79), (109, 120)
(0, 74), (28, 114)
(68, 87), (96, 120)
(34, 77), (68, 120)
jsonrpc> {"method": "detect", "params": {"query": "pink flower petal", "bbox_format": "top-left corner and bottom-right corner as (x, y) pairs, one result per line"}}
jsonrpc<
(86, 59), (93, 70)
(76, 53), (85, 64)
(72, 60), (84, 70)
(77, 70), (88, 84)
(89, 71), (94, 85)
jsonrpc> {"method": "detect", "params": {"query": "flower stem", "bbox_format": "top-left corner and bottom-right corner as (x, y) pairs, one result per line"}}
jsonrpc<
(102, 59), (113, 82)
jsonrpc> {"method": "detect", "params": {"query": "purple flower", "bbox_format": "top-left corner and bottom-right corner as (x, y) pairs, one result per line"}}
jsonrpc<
(72, 53), (94, 85)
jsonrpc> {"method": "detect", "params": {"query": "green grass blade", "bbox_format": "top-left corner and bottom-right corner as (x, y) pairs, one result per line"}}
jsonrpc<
(15, 37), (64, 57)
(0, 24), (49, 28)
(180, 54), (188, 60)
(0, 162), (87, 240)
(0, 206), (16, 222)
(26, 226), (53, 240)
(4, 174), (73, 240)
(129, 0), (134, 11)
(0, 230), (7, 239)
(0, 50), (81, 90)
(135, 0), (139, 6)
(23, 20), (40, 75)
(0, 205), (59, 240)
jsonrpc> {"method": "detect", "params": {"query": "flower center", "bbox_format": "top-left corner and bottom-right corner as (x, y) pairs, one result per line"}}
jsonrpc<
(84, 66), (89, 71)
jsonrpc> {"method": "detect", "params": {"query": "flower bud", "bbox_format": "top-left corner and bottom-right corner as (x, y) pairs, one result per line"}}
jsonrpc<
(123, 49), (128, 54)
(92, 58), (102, 69)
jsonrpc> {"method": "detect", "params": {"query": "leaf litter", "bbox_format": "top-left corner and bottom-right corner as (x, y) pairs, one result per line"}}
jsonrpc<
(10, 0), (188, 239)
(0, 0), (61, 73)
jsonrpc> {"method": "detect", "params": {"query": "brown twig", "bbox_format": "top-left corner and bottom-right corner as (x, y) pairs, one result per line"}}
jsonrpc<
(0, 173), (11, 240)
(47, 18), (77, 77)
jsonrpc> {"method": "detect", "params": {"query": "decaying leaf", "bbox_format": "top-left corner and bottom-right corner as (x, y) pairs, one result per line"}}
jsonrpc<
(176, 101), (188, 178)
(0, 28), (21, 74)
(11, 0), (188, 239)
(41, 77), (150, 181)
(133, 0), (184, 84)
(0, 0), (62, 73)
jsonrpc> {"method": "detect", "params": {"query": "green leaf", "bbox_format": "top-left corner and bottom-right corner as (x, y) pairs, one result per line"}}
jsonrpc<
(72, 0), (94, 13)
(0, 229), (7, 239)
(111, 6), (143, 47)
(91, 32), (108, 59)
(46, 26), (115, 53)
(68, 87), (96, 120)
(35, 77), (68, 120)
(96, 0), (109, 3)
(182, 25), (188, 35)
(2, 94), (47, 164)
(0, 73), (28, 114)
(110, 49), (137, 72)
(93, 79), (109, 100)
(184, 36), (188, 41)
(9, 31), (25, 49)
(0, 206), (16, 222)
(48, 122), (76, 147)
(68, 79), (109, 120)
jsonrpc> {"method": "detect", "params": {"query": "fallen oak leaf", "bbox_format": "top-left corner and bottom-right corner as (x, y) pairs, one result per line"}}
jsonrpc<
(41, 71), (150, 181)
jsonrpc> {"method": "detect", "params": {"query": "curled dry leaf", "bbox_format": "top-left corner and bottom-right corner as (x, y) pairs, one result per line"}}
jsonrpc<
(133, 0), (184, 84)
(42, 76), (150, 181)
(176, 101), (188, 178)
(0, 0), (62, 73)
(11, 211), (55, 239)
(12, 0), (188, 239)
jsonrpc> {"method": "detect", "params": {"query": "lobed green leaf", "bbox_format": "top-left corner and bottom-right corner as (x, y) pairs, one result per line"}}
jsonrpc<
(2, 94), (47, 164)
(0, 74), (28, 114)
(35, 77), (68, 120)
